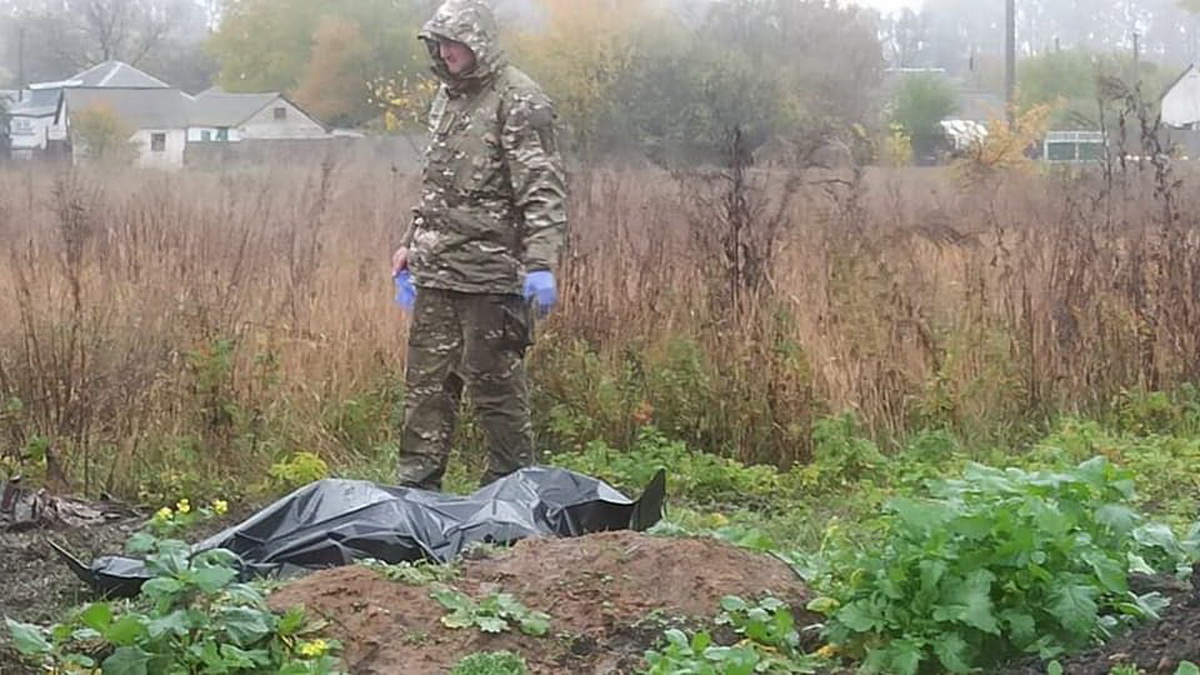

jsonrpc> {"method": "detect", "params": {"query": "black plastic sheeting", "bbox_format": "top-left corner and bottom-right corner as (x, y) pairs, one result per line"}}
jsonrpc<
(54, 466), (667, 598)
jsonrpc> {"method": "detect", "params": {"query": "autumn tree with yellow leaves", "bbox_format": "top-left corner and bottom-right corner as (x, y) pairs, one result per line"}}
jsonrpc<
(508, 0), (657, 158)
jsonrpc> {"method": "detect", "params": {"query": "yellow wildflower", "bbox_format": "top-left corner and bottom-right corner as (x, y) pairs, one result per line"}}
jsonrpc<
(297, 639), (329, 658)
(816, 644), (840, 659)
(154, 507), (172, 521)
(175, 498), (191, 514)
(211, 499), (229, 516)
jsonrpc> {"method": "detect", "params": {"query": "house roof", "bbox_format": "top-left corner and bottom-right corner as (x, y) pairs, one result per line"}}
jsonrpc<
(61, 88), (189, 129)
(9, 88), (60, 117)
(67, 61), (170, 89)
(1162, 64), (1199, 100)
(187, 90), (281, 127)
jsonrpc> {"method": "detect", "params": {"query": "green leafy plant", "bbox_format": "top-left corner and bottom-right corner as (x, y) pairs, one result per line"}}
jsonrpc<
(268, 451), (330, 492)
(430, 584), (550, 636)
(6, 531), (341, 673)
(716, 595), (802, 655)
(359, 558), (459, 585)
(451, 650), (529, 675)
(147, 496), (230, 538)
(643, 629), (770, 675)
(815, 457), (1195, 674)
(643, 596), (827, 674)
(551, 426), (781, 506)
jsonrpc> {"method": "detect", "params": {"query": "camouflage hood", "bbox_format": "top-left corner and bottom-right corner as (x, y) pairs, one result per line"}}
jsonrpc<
(420, 0), (507, 89)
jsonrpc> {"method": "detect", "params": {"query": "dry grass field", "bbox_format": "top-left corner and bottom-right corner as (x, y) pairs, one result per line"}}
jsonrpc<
(1, 158), (1197, 500)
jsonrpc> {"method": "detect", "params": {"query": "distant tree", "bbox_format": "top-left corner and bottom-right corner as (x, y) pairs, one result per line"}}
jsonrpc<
(0, 0), (203, 79)
(1017, 49), (1174, 130)
(595, 0), (884, 166)
(71, 102), (138, 164)
(509, 0), (652, 158)
(291, 17), (369, 127)
(208, 0), (428, 126)
(890, 73), (959, 162)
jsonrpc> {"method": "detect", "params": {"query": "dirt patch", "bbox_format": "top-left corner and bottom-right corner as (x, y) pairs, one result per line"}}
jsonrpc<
(266, 530), (816, 674)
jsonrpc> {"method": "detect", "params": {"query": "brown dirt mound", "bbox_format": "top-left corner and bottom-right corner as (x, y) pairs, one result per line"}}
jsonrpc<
(266, 530), (815, 674)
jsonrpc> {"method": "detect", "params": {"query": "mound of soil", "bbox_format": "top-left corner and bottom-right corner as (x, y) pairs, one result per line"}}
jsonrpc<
(266, 531), (817, 674)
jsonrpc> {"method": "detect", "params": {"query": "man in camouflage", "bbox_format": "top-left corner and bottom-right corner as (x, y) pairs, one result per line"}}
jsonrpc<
(391, 0), (567, 491)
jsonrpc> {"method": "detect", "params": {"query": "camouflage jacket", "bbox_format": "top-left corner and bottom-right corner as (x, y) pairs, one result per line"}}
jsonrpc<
(403, 0), (568, 295)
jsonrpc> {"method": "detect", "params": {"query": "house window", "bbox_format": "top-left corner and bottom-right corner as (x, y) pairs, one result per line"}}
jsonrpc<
(151, 133), (166, 152)
(273, 106), (287, 121)
(216, 127), (228, 141)
(201, 130), (212, 142)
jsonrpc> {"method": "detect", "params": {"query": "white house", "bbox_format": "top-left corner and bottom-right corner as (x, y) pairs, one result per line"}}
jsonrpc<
(1162, 64), (1200, 129)
(7, 61), (172, 160)
(55, 88), (189, 169)
(187, 89), (329, 143)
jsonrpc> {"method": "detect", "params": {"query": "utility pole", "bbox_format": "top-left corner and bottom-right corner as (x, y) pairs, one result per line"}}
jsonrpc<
(17, 26), (26, 102)
(1005, 0), (1016, 125)
(1132, 31), (1141, 86)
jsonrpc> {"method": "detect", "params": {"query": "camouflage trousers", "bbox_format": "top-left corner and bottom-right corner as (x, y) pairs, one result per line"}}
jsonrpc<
(397, 287), (536, 491)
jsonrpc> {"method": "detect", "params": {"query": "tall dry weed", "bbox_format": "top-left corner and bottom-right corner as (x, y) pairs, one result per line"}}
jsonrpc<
(0, 141), (1196, 497)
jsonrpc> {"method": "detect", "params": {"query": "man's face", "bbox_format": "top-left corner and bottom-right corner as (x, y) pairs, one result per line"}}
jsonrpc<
(438, 39), (476, 76)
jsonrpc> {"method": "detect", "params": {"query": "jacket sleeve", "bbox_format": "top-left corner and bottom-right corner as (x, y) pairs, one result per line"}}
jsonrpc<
(501, 88), (567, 272)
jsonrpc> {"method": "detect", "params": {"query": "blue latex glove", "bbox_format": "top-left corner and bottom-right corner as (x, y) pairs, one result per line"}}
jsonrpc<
(393, 269), (416, 312)
(523, 270), (557, 316)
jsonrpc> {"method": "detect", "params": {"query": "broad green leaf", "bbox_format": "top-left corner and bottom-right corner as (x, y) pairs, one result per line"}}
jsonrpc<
(218, 643), (271, 668)
(889, 498), (954, 531)
(836, 599), (882, 632)
(520, 612), (550, 636)
(886, 638), (924, 675)
(806, 596), (840, 615)
(140, 577), (185, 600)
(125, 532), (157, 554)
(1094, 504), (1138, 536)
(79, 603), (113, 632)
(1000, 609), (1038, 647)
(691, 629), (712, 652)
(146, 609), (191, 639)
(277, 606), (307, 636)
(1134, 523), (1184, 559)
(933, 570), (999, 635)
(1176, 662), (1200, 675)
(476, 615), (507, 633)
(193, 566), (238, 594)
(5, 618), (52, 656)
(918, 559), (948, 597)
(1128, 552), (1156, 575)
(1082, 551), (1127, 594)
(933, 632), (972, 673)
(220, 607), (271, 646)
(441, 611), (475, 629)
(720, 595), (749, 612)
(106, 615), (149, 647)
(102, 646), (151, 675)
(706, 646), (759, 674)
(431, 585), (471, 611)
(1047, 661), (1064, 675)
(1048, 584), (1099, 637)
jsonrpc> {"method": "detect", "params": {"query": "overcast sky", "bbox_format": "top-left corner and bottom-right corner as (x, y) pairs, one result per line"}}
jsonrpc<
(848, 0), (922, 13)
